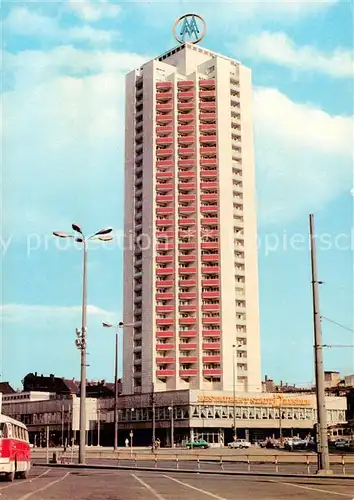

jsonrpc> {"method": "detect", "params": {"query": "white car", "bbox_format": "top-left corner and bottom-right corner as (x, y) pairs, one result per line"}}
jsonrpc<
(228, 439), (251, 449)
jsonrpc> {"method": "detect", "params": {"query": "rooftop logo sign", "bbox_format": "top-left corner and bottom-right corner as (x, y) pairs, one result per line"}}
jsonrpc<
(173, 14), (206, 45)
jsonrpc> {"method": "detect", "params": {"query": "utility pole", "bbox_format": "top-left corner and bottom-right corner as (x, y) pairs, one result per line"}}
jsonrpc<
(232, 344), (236, 440)
(114, 330), (119, 450)
(151, 383), (156, 446)
(309, 214), (331, 474)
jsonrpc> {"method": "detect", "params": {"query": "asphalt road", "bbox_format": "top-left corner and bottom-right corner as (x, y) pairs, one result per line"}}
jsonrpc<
(1, 467), (353, 500)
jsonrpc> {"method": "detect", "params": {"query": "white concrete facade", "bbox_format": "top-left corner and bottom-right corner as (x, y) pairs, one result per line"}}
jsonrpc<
(123, 43), (261, 395)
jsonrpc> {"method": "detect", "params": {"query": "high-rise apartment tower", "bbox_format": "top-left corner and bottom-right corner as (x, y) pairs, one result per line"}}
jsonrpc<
(123, 42), (261, 394)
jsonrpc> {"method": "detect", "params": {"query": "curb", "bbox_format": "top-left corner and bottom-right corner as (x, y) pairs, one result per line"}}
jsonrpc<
(33, 463), (354, 480)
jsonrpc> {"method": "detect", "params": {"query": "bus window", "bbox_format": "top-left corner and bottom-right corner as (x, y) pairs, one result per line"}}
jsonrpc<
(0, 423), (9, 438)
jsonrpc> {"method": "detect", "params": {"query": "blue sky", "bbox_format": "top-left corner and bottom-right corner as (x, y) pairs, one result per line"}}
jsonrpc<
(1, 0), (353, 389)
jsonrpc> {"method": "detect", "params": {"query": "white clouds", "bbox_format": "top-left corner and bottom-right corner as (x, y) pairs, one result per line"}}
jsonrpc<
(68, 0), (121, 22)
(0, 303), (119, 324)
(244, 31), (354, 78)
(254, 87), (353, 222)
(3, 7), (118, 45)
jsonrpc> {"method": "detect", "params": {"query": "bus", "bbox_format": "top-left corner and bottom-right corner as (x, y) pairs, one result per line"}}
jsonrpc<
(0, 414), (31, 481)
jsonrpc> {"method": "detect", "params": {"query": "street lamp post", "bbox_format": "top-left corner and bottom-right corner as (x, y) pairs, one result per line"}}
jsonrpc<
(102, 321), (124, 450)
(53, 223), (113, 464)
(168, 405), (174, 448)
(232, 344), (243, 440)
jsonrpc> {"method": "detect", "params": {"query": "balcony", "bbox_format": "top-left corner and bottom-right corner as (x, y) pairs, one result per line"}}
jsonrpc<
(178, 182), (196, 191)
(203, 355), (221, 363)
(201, 182), (218, 190)
(156, 194), (173, 202)
(179, 317), (197, 325)
(156, 356), (175, 364)
(178, 194), (196, 202)
(179, 343), (197, 350)
(177, 80), (194, 89)
(202, 266), (220, 274)
(179, 147), (195, 156)
(199, 90), (216, 98)
(178, 254), (196, 263)
(156, 159), (173, 168)
(178, 114), (194, 123)
(200, 158), (217, 166)
(156, 292), (174, 300)
(156, 267), (174, 276)
(156, 255), (173, 264)
(156, 305), (174, 313)
(200, 171), (217, 180)
(202, 291), (220, 299)
(156, 115), (173, 123)
(199, 113), (216, 122)
(156, 182), (173, 191)
(178, 102), (194, 111)
(156, 369), (175, 377)
(201, 217), (218, 225)
(156, 342), (174, 350)
(203, 342), (221, 350)
(156, 81), (172, 90)
(178, 159), (196, 167)
(200, 147), (217, 155)
(156, 126), (173, 136)
(202, 317), (220, 325)
(201, 205), (218, 214)
(179, 267), (197, 275)
(179, 292), (196, 300)
(199, 102), (216, 112)
(179, 357), (198, 363)
(156, 206), (174, 215)
(156, 330), (174, 338)
(202, 304), (220, 312)
(178, 90), (194, 99)
(179, 218), (196, 226)
(201, 196), (218, 206)
(178, 171), (195, 180)
(156, 92), (173, 102)
(199, 79), (216, 88)
(156, 148), (173, 158)
(178, 136), (194, 145)
(179, 304), (197, 313)
(200, 123), (216, 132)
(156, 137), (173, 146)
(178, 125), (194, 134)
(156, 279), (174, 287)
(178, 205), (196, 214)
(156, 103), (173, 113)
(203, 369), (221, 377)
(156, 243), (174, 251)
(156, 171), (173, 180)
(156, 219), (173, 226)
(179, 330), (197, 337)
(178, 242), (196, 251)
(180, 369), (198, 377)
(200, 135), (217, 144)
(201, 254), (219, 262)
(179, 279), (197, 287)
(201, 278), (220, 286)
(202, 329), (221, 337)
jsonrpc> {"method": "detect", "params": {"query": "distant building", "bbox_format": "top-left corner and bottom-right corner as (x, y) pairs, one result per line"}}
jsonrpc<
(0, 382), (16, 394)
(324, 371), (341, 389)
(344, 374), (354, 387)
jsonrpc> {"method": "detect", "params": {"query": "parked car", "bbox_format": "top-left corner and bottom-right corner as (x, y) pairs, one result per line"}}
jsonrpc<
(284, 437), (305, 451)
(228, 439), (252, 449)
(334, 439), (349, 450)
(185, 439), (210, 449)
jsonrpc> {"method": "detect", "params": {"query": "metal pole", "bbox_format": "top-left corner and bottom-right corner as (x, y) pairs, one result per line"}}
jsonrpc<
(79, 240), (87, 464)
(279, 402), (283, 440)
(61, 405), (64, 447)
(97, 409), (100, 447)
(114, 330), (119, 450)
(171, 405), (174, 448)
(309, 214), (331, 474)
(232, 344), (236, 439)
(152, 383), (156, 446)
(46, 426), (49, 463)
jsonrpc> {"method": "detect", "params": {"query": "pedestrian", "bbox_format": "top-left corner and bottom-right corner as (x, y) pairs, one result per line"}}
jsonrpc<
(125, 438), (129, 448)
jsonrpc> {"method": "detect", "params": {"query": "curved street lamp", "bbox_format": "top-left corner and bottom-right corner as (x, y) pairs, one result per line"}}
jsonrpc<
(53, 224), (113, 464)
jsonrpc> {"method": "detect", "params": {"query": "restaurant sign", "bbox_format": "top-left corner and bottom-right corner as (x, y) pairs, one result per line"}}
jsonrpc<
(197, 395), (312, 407)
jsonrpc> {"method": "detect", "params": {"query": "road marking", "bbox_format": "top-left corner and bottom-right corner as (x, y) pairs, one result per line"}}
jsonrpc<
(163, 475), (228, 500)
(0, 469), (50, 491)
(272, 480), (353, 498)
(17, 471), (70, 500)
(131, 474), (167, 500)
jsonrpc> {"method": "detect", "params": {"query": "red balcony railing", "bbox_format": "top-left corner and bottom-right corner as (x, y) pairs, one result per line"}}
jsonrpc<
(201, 193), (218, 201)
(179, 147), (195, 156)
(203, 369), (221, 377)
(203, 355), (221, 363)
(156, 230), (173, 238)
(200, 135), (217, 144)
(156, 194), (174, 202)
(201, 217), (218, 225)
(178, 206), (196, 214)
(199, 113), (216, 122)
(178, 102), (194, 111)
(156, 81), (172, 89)
(156, 92), (173, 101)
(178, 125), (194, 133)
(202, 329), (221, 337)
(156, 369), (175, 377)
(179, 343), (197, 350)
(177, 80), (194, 88)
(156, 267), (174, 275)
(156, 148), (173, 157)
(199, 79), (216, 88)
(199, 102), (216, 112)
(178, 91), (194, 99)
(179, 304), (197, 313)
(179, 330), (197, 337)
(202, 304), (220, 312)
(156, 126), (173, 135)
(156, 342), (174, 349)
(201, 182), (218, 190)
(178, 182), (196, 190)
(156, 172), (173, 181)
(156, 182), (173, 191)
(156, 137), (173, 145)
(202, 317), (220, 325)
(156, 206), (174, 215)
(179, 317), (197, 325)
(200, 123), (216, 132)
(179, 218), (196, 226)
(179, 357), (198, 363)
(156, 356), (175, 364)
(178, 194), (196, 202)
(200, 147), (217, 155)
(200, 171), (217, 180)
(156, 279), (174, 287)
(156, 243), (174, 251)
(178, 136), (194, 144)
(201, 254), (219, 263)
(200, 158), (217, 166)
(178, 159), (196, 167)
(156, 115), (173, 123)
(179, 279), (197, 286)
(200, 205), (218, 213)
(199, 90), (216, 98)
(156, 292), (174, 300)
(202, 292), (220, 299)
(156, 330), (174, 338)
(178, 243), (196, 251)
(203, 342), (221, 350)
(156, 219), (173, 227)
(178, 171), (195, 179)
(156, 255), (174, 264)
(178, 114), (194, 122)
(201, 243), (219, 251)
(179, 267), (197, 275)
(178, 255), (196, 263)
(156, 305), (174, 313)
(156, 103), (173, 112)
